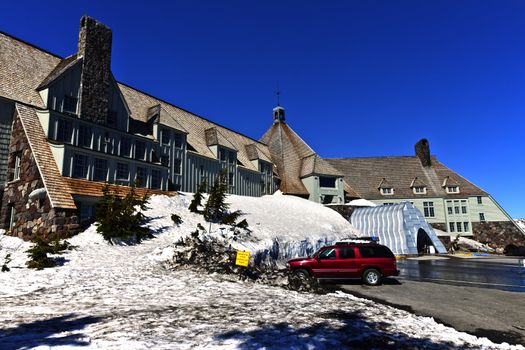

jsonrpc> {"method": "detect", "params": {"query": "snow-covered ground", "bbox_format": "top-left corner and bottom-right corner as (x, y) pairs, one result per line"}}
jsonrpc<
(1, 194), (524, 349)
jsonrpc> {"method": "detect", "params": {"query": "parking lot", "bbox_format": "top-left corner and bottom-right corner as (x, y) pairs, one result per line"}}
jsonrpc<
(338, 256), (525, 346)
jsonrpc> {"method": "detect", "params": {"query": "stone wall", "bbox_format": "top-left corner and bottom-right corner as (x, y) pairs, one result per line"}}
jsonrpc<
(0, 114), (79, 240)
(472, 221), (525, 247)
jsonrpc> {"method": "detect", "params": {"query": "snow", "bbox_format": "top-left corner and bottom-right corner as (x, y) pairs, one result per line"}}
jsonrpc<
(346, 198), (377, 207)
(1, 194), (524, 349)
(457, 237), (495, 253)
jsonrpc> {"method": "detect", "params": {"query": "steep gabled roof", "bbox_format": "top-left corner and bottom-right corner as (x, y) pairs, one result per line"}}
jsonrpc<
(326, 156), (487, 200)
(15, 103), (76, 209)
(410, 177), (427, 188)
(118, 83), (270, 172)
(37, 54), (81, 90)
(0, 32), (61, 107)
(260, 121), (351, 196)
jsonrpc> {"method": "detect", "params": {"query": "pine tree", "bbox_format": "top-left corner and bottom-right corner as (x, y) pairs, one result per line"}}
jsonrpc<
(95, 182), (151, 244)
(26, 237), (56, 270)
(188, 179), (207, 213)
(204, 171), (229, 223)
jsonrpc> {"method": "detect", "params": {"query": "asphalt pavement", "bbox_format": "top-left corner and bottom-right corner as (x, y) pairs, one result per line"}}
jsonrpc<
(337, 256), (525, 346)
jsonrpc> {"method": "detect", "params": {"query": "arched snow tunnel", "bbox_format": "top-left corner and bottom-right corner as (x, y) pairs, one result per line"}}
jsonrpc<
(350, 202), (447, 255)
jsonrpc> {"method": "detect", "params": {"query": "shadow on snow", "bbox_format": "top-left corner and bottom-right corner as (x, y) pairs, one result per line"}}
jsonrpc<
(215, 310), (484, 350)
(0, 313), (101, 350)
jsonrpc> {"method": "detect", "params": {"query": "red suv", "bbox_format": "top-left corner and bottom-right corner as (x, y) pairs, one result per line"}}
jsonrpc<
(287, 242), (399, 286)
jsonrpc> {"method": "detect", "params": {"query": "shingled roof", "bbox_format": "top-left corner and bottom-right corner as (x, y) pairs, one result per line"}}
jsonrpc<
(0, 32), (61, 107)
(0, 31), (272, 175)
(326, 156), (487, 200)
(118, 83), (271, 172)
(260, 121), (352, 196)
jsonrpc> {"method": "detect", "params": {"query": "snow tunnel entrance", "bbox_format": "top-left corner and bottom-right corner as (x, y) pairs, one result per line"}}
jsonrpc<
(417, 228), (435, 254)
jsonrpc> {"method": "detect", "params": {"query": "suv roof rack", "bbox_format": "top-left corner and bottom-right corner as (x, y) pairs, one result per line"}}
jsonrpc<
(336, 236), (380, 245)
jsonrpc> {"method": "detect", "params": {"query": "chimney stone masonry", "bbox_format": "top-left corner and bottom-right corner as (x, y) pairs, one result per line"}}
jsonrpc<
(415, 139), (432, 167)
(77, 16), (112, 125)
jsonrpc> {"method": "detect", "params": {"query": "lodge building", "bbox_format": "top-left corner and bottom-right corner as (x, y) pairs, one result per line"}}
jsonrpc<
(0, 16), (522, 246)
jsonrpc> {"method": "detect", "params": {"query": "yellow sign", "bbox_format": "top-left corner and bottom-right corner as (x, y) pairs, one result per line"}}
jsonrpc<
(235, 250), (250, 267)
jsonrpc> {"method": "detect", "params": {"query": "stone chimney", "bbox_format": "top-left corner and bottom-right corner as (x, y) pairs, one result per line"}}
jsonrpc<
(415, 139), (432, 167)
(77, 16), (112, 125)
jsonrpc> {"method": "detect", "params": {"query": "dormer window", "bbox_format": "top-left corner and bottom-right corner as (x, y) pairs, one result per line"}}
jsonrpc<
(378, 178), (394, 196)
(381, 187), (394, 195)
(446, 186), (460, 194)
(413, 186), (427, 194)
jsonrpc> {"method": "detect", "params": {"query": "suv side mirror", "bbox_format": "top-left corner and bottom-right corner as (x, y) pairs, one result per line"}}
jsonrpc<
(316, 256), (321, 262)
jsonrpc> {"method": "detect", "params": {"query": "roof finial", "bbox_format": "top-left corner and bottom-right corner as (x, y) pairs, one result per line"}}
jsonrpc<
(276, 82), (281, 106)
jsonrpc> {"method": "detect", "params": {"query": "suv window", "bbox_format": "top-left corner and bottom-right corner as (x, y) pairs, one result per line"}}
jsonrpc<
(359, 246), (395, 258)
(339, 247), (355, 259)
(319, 248), (337, 260)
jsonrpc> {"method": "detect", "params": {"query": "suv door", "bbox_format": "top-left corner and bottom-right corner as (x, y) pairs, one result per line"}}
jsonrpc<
(337, 246), (359, 278)
(312, 247), (339, 278)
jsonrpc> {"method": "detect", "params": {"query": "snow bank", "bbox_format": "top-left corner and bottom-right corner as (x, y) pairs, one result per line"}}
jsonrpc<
(145, 193), (360, 265)
(457, 237), (495, 253)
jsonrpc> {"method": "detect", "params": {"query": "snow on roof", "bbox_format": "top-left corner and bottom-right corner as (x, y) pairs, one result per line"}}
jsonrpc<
(347, 198), (377, 207)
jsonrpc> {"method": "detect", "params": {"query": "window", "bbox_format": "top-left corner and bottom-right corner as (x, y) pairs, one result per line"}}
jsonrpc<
(320, 177), (337, 188)
(228, 172), (234, 186)
(72, 154), (89, 179)
(447, 207), (453, 215)
(161, 155), (170, 167)
(413, 186), (426, 194)
(423, 202), (435, 218)
(219, 148), (226, 162)
(477, 196), (483, 204)
(461, 205), (467, 214)
(135, 167), (147, 187)
(479, 213), (485, 222)
(454, 205), (460, 214)
(228, 151), (235, 165)
(319, 248), (336, 260)
(161, 129), (170, 146)
(381, 187), (393, 195)
(93, 158), (107, 182)
(63, 95), (78, 114)
(449, 222), (455, 232)
(174, 133), (183, 149)
(174, 159), (182, 175)
(359, 246), (395, 258)
(135, 141), (146, 160)
(12, 153), (21, 181)
(339, 247), (355, 259)
(78, 125), (92, 148)
(120, 138), (131, 157)
(151, 170), (161, 189)
(456, 222), (462, 232)
(463, 222), (469, 232)
(383, 202), (394, 206)
(56, 119), (72, 143)
(446, 186), (459, 193)
(116, 163), (129, 181)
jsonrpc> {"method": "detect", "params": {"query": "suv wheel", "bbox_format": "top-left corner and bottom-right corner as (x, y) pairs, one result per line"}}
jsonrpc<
(293, 269), (309, 280)
(363, 268), (381, 286)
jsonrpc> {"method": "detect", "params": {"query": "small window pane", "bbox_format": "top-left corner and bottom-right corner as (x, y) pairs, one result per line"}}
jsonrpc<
(78, 125), (92, 148)
(463, 222), (469, 232)
(136, 167), (147, 187)
(320, 177), (337, 188)
(135, 141), (146, 160)
(449, 222), (455, 232)
(73, 154), (89, 179)
(120, 138), (131, 157)
(116, 163), (129, 180)
(479, 213), (485, 222)
(477, 196), (483, 204)
(93, 158), (107, 182)
(63, 95), (78, 114)
(13, 153), (21, 180)
(174, 133), (183, 149)
(151, 170), (161, 189)
(56, 119), (72, 143)
(161, 130), (170, 146)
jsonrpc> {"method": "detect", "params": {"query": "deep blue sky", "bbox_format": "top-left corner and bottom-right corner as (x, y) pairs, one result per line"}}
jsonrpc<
(2, 1), (524, 217)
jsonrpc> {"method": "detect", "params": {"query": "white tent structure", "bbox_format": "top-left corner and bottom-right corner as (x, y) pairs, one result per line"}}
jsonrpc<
(350, 202), (447, 255)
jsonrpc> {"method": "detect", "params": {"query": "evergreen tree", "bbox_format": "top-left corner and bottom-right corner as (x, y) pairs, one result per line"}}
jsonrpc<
(95, 182), (151, 244)
(188, 179), (207, 213)
(204, 171), (229, 223)
(26, 237), (56, 270)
